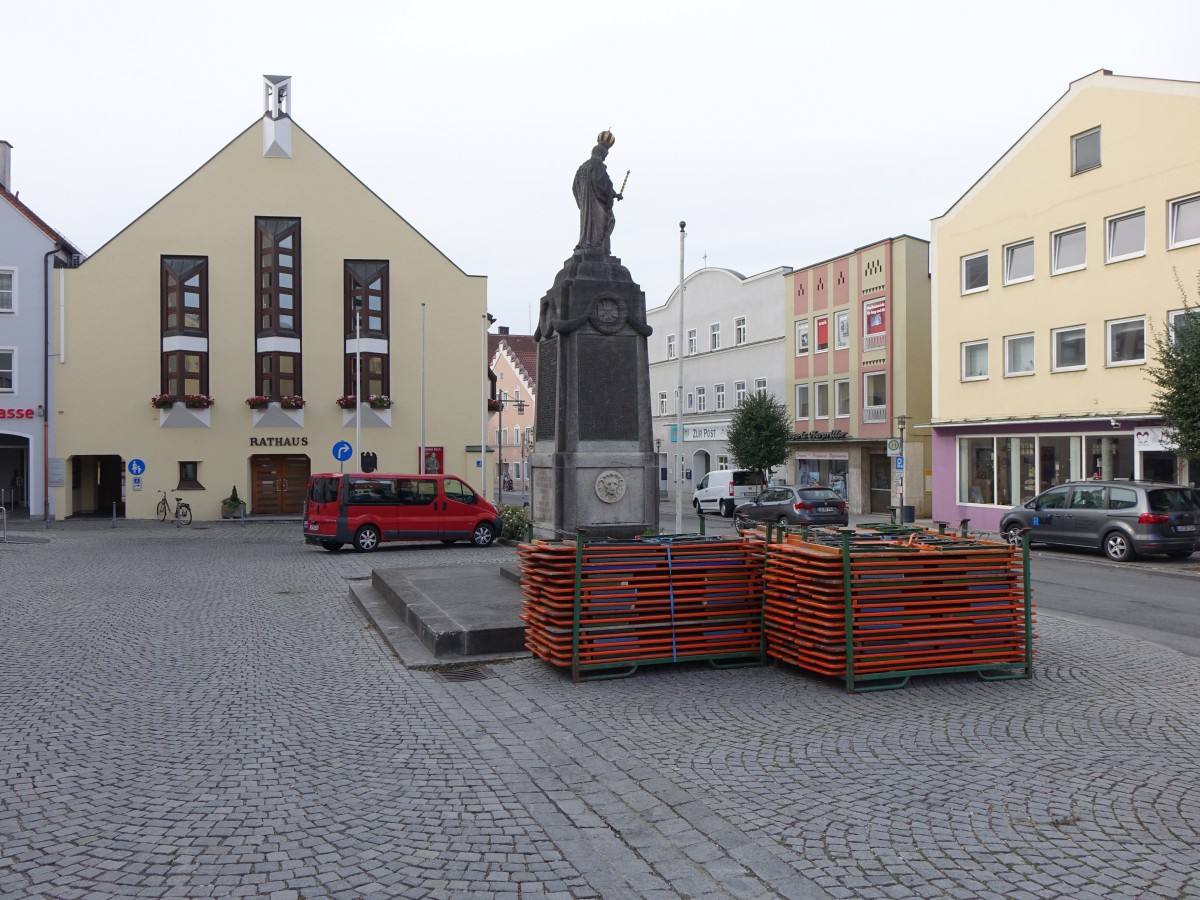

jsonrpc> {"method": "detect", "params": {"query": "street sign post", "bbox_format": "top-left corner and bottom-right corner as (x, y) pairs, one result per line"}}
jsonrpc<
(332, 441), (353, 473)
(127, 458), (146, 476)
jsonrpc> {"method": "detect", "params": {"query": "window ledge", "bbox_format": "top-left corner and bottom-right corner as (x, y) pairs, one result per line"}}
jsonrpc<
(1051, 265), (1086, 276)
(1106, 252), (1146, 265)
(1003, 276), (1034, 286)
(961, 286), (989, 296)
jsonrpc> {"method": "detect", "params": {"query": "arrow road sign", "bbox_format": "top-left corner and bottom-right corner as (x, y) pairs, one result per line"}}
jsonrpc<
(332, 441), (353, 462)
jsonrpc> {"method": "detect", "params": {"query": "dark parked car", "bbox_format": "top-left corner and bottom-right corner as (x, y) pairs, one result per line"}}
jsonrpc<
(734, 486), (848, 530)
(999, 480), (1198, 561)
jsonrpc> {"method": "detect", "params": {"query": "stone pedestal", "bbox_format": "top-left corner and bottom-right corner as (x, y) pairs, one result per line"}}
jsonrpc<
(530, 250), (658, 540)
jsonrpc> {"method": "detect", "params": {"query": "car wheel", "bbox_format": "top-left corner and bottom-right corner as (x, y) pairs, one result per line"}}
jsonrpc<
(777, 515), (790, 526)
(353, 525), (381, 552)
(472, 522), (496, 547)
(320, 540), (343, 552)
(1166, 549), (1194, 559)
(720, 500), (734, 518)
(693, 499), (703, 516)
(1001, 523), (1024, 547)
(733, 515), (753, 535)
(1103, 531), (1134, 562)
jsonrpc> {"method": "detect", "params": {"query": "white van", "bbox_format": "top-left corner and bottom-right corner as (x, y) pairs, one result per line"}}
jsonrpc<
(692, 469), (764, 518)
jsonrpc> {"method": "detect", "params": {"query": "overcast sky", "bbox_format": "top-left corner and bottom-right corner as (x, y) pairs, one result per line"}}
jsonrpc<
(4, 1), (1197, 333)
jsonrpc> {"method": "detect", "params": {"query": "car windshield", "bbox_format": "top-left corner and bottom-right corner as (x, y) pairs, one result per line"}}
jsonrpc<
(1148, 489), (1196, 513)
(797, 488), (839, 502)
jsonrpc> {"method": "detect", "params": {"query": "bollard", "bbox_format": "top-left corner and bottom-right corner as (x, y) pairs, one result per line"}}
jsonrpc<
(112, 502), (117, 528)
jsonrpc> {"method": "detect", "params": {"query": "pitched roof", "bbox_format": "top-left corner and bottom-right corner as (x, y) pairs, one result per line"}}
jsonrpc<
(489, 333), (538, 392)
(0, 183), (83, 257)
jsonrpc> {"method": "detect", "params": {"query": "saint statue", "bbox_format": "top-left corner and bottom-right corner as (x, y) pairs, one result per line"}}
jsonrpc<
(573, 130), (623, 256)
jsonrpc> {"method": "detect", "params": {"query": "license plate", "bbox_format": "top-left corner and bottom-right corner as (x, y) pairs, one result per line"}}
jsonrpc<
(308, 523), (319, 532)
(1175, 524), (1197, 533)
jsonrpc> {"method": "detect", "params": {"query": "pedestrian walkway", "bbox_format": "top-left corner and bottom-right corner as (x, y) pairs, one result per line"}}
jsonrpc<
(1, 521), (1198, 898)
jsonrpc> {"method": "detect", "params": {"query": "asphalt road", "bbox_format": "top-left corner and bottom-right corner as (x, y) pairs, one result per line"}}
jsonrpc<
(1027, 549), (1200, 658)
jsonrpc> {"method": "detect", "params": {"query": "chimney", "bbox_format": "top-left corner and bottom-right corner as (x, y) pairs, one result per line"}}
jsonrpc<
(0, 141), (11, 191)
(262, 75), (293, 159)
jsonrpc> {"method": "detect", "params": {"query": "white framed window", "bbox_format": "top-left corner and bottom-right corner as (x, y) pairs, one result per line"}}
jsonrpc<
(715, 383), (725, 410)
(709, 323), (720, 350)
(814, 316), (829, 353)
(657, 391), (667, 415)
(525, 426), (534, 444)
(686, 391), (694, 410)
(1169, 193), (1200, 249)
(754, 377), (767, 396)
(735, 317), (746, 345)
(961, 251), (989, 294)
(717, 455), (729, 470)
(834, 311), (849, 350)
(0, 268), (15, 313)
(795, 320), (809, 356)
(0, 348), (13, 391)
(795, 384), (810, 420)
(834, 379), (850, 418)
(862, 298), (886, 350)
(1052, 226), (1087, 275)
(1003, 240), (1034, 285)
(513, 426), (520, 445)
(863, 372), (886, 423)
(1052, 326), (1086, 371)
(1169, 308), (1200, 344)
(1106, 210), (1145, 263)
(696, 386), (706, 412)
(1004, 333), (1035, 377)
(1072, 126), (1101, 175)
(962, 340), (988, 380)
(686, 329), (697, 356)
(666, 334), (676, 360)
(734, 381), (747, 405)
(814, 382), (830, 419)
(1107, 317), (1146, 367)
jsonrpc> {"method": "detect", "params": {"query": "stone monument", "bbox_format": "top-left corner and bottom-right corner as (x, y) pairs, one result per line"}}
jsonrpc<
(529, 131), (659, 540)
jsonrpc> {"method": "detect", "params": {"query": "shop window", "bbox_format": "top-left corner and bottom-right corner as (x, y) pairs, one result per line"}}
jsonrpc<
(796, 455), (848, 498)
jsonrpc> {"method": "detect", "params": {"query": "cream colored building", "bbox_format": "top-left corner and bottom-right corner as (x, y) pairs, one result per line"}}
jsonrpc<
(787, 236), (931, 517)
(55, 77), (487, 520)
(930, 70), (1200, 530)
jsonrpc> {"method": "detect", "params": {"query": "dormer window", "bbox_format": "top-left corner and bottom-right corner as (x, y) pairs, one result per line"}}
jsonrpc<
(1072, 127), (1101, 175)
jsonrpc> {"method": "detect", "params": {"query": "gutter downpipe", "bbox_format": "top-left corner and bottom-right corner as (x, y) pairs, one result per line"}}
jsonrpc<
(43, 245), (58, 528)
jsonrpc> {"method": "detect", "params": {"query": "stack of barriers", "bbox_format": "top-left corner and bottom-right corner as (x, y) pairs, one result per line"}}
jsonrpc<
(518, 532), (764, 682)
(752, 522), (1035, 692)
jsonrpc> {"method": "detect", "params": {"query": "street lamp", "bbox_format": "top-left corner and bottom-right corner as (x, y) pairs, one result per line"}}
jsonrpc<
(353, 295), (362, 471)
(894, 413), (910, 512)
(492, 393), (526, 505)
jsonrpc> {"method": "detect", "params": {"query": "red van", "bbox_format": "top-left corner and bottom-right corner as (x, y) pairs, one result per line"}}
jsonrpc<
(303, 473), (501, 551)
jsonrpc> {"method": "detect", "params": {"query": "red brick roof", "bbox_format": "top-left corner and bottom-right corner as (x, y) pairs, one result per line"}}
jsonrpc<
(488, 333), (538, 393)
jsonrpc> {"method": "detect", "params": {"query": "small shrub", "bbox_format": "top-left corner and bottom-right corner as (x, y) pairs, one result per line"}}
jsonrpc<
(497, 503), (531, 540)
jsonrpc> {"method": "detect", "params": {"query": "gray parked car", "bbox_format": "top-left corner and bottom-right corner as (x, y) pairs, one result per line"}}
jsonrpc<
(998, 480), (1198, 561)
(734, 486), (848, 531)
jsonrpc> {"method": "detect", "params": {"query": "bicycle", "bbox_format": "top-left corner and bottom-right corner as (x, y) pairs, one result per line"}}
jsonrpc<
(156, 490), (193, 525)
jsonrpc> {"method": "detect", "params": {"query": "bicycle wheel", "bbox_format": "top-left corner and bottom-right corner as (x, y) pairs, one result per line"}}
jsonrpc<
(179, 504), (192, 526)
(157, 499), (168, 522)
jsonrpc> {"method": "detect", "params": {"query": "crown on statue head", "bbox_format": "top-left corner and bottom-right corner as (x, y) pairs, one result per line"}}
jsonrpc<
(596, 130), (616, 148)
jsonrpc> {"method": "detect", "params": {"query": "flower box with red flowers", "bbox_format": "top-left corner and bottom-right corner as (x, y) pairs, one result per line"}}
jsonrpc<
(280, 395), (306, 410)
(183, 394), (215, 409)
(151, 394), (178, 409)
(336, 395), (358, 409)
(245, 395), (271, 410)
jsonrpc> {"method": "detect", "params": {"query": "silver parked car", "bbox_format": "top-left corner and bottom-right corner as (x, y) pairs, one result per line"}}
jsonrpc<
(734, 486), (848, 530)
(998, 480), (1198, 561)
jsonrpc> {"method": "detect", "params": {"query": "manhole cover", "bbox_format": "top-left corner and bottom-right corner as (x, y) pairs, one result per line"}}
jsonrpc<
(434, 666), (493, 683)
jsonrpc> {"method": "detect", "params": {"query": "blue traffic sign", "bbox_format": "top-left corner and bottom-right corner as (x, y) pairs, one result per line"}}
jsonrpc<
(127, 458), (146, 475)
(895, 456), (905, 471)
(332, 441), (353, 462)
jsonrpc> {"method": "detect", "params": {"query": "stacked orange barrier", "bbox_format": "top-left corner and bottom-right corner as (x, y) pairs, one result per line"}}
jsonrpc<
(760, 528), (1034, 691)
(518, 536), (764, 681)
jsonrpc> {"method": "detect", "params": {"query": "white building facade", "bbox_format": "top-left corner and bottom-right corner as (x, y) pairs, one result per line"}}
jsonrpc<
(647, 266), (790, 507)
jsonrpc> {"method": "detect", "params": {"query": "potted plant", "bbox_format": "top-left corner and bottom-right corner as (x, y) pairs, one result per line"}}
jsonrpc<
(151, 393), (177, 409)
(221, 486), (246, 519)
(246, 395), (270, 410)
(337, 395), (358, 409)
(183, 394), (215, 409)
(280, 395), (306, 410)
(367, 394), (392, 409)
(487, 398), (501, 412)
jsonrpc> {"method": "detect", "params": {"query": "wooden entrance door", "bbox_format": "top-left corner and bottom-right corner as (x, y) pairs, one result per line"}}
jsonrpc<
(251, 455), (311, 515)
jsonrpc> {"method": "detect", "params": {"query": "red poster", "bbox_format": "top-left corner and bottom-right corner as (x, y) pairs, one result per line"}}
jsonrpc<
(816, 317), (829, 348)
(420, 446), (444, 475)
(864, 298), (886, 335)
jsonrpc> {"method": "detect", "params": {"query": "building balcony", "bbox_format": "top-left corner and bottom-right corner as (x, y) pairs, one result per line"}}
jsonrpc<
(863, 332), (886, 352)
(862, 405), (887, 424)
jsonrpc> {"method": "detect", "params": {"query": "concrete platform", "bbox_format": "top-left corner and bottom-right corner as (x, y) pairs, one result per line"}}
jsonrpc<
(348, 564), (530, 669)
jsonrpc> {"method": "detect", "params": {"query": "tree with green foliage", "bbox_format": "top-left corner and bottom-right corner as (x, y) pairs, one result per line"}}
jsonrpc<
(1147, 269), (1200, 461)
(725, 392), (792, 484)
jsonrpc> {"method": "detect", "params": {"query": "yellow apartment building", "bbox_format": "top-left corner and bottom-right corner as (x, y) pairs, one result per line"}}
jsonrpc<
(55, 77), (487, 520)
(930, 70), (1200, 530)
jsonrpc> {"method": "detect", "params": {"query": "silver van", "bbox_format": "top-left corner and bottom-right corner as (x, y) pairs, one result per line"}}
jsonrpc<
(692, 469), (764, 518)
(999, 480), (1198, 561)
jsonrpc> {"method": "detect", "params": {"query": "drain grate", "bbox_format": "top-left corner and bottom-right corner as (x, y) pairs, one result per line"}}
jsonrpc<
(434, 666), (493, 683)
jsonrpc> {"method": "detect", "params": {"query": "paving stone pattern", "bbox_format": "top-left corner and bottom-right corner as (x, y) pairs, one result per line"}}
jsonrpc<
(2, 522), (1199, 899)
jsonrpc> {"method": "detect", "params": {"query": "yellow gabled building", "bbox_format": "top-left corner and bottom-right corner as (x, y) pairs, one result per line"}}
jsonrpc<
(931, 70), (1200, 530)
(56, 76), (487, 520)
